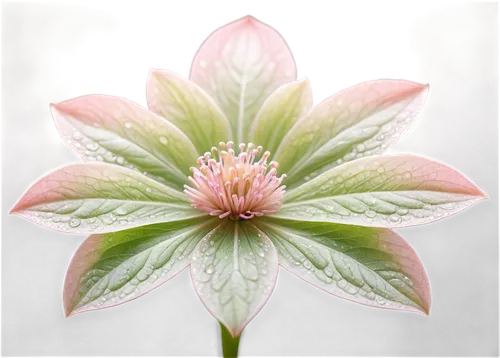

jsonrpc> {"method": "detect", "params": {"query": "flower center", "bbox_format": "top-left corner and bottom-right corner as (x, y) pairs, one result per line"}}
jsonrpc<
(184, 142), (286, 220)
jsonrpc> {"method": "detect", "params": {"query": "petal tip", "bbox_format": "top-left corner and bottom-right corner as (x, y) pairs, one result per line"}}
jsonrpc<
(417, 305), (431, 316)
(64, 308), (79, 318)
(7, 201), (22, 215)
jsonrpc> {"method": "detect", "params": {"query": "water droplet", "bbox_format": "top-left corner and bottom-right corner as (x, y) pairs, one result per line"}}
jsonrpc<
(159, 136), (168, 145)
(356, 144), (365, 152)
(85, 143), (99, 151)
(366, 292), (376, 300)
(324, 266), (334, 277)
(69, 219), (81, 228)
(365, 210), (377, 218)
(125, 122), (132, 129)
(205, 265), (214, 274)
(73, 132), (83, 140)
(114, 207), (128, 216)
(103, 217), (113, 225)
(116, 157), (125, 165)
(382, 124), (391, 133)
(442, 203), (455, 210)
(390, 214), (401, 223)
(146, 187), (152, 193)
(396, 208), (409, 216)
(337, 280), (347, 288)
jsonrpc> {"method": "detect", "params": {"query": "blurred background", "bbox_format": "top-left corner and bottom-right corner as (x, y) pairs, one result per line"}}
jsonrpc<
(2, 1), (498, 356)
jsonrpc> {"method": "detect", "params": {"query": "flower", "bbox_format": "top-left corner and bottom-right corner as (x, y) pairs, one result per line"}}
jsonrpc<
(10, 14), (486, 349)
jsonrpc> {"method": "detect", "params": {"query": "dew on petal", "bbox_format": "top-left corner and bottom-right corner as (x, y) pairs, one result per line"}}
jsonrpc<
(159, 136), (168, 145)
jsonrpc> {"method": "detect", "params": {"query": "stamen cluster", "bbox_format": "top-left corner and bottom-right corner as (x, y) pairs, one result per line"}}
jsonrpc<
(184, 142), (286, 220)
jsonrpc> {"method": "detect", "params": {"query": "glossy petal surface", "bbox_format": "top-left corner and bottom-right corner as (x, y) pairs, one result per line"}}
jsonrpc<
(190, 220), (278, 337)
(11, 163), (203, 233)
(274, 80), (429, 188)
(275, 155), (486, 227)
(64, 218), (218, 316)
(190, 15), (297, 144)
(52, 95), (198, 190)
(257, 218), (430, 314)
(250, 78), (312, 155)
(146, 70), (232, 152)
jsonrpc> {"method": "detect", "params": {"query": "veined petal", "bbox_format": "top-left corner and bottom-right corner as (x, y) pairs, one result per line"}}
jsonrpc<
(190, 220), (278, 337)
(274, 155), (486, 227)
(10, 163), (204, 233)
(250, 78), (312, 155)
(190, 15), (297, 144)
(64, 218), (219, 317)
(52, 95), (198, 190)
(146, 69), (232, 152)
(274, 80), (429, 189)
(257, 218), (430, 314)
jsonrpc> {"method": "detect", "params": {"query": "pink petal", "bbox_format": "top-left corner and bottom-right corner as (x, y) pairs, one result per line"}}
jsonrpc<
(51, 94), (198, 189)
(190, 15), (297, 143)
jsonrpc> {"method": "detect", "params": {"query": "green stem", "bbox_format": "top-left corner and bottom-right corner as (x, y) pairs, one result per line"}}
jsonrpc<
(220, 322), (241, 358)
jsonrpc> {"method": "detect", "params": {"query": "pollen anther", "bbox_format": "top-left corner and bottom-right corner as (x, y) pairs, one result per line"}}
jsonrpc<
(184, 142), (286, 220)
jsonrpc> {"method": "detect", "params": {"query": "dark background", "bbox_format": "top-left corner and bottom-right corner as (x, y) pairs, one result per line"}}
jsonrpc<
(1, 1), (498, 357)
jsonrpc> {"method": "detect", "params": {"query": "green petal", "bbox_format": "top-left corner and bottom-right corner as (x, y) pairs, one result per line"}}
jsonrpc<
(274, 155), (486, 227)
(64, 218), (218, 316)
(257, 218), (430, 314)
(250, 78), (312, 155)
(51, 95), (198, 190)
(11, 163), (205, 233)
(147, 70), (232, 152)
(190, 220), (278, 337)
(274, 80), (429, 189)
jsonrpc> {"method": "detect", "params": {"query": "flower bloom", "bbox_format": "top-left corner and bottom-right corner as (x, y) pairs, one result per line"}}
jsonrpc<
(11, 15), (486, 341)
(185, 142), (286, 219)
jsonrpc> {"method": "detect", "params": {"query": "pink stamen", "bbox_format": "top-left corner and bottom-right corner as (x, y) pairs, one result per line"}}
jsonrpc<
(185, 142), (286, 220)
